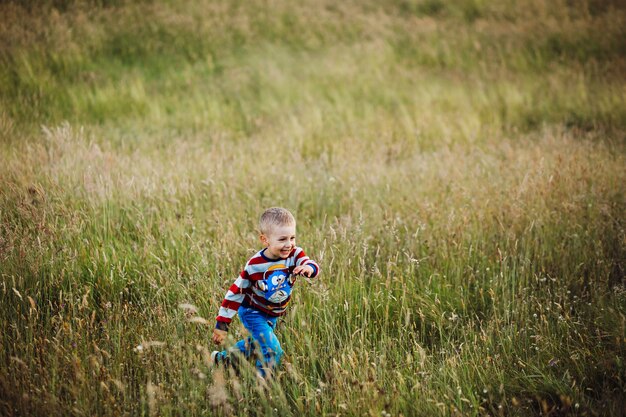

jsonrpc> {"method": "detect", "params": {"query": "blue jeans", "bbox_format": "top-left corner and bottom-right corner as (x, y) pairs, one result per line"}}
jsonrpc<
(218, 306), (284, 377)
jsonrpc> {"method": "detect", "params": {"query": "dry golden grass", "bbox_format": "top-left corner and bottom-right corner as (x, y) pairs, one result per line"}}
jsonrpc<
(1, 0), (625, 416)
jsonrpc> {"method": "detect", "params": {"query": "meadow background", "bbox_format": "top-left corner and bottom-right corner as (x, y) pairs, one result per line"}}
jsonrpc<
(1, 0), (625, 415)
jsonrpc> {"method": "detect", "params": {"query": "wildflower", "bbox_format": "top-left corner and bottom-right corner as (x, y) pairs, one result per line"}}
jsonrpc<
(178, 303), (198, 315)
(208, 369), (232, 413)
(188, 317), (209, 324)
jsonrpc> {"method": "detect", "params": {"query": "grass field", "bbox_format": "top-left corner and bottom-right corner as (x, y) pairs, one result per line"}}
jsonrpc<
(1, 0), (625, 415)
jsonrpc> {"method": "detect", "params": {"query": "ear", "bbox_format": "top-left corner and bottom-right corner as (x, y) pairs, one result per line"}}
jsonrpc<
(260, 234), (269, 246)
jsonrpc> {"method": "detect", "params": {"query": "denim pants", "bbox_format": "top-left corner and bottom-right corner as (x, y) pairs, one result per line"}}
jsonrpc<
(218, 306), (284, 377)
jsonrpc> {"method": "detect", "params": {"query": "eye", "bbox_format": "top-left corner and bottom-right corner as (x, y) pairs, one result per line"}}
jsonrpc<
(272, 274), (286, 285)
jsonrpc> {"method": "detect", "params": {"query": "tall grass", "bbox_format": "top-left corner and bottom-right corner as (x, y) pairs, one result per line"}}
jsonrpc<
(1, 0), (625, 416)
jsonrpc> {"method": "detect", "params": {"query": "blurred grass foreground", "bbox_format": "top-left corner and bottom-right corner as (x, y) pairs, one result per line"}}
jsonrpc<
(1, 0), (625, 416)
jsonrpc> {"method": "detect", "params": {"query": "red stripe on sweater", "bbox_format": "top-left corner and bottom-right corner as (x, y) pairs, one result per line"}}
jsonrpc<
(221, 299), (241, 310)
(228, 283), (242, 294)
(247, 255), (268, 265)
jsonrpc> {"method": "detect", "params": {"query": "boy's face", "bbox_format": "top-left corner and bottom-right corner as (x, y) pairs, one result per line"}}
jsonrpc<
(261, 223), (296, 260)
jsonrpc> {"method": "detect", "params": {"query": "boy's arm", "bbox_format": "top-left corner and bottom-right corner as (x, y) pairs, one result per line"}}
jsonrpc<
(212, 328), (228, 344)
(214, 269), (250, 339)
(293, 247), (320, 278)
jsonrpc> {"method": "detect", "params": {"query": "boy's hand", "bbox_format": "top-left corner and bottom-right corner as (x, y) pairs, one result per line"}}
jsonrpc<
(212, 328), (227, 345)
(293, 264), (314, 277)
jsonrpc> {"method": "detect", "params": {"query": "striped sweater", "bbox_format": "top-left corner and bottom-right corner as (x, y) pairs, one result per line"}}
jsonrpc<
(215, 246), (320, 330)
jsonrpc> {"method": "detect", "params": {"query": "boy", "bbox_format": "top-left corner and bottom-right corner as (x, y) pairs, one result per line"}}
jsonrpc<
(211, 207), (320, 377)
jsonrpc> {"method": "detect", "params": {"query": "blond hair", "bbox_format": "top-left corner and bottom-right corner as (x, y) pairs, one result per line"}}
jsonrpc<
(259, 207), (295, 234)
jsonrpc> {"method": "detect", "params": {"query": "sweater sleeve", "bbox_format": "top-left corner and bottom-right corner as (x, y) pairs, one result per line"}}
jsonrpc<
(294, 247), (320, 278)
(215, 267), (251, 331)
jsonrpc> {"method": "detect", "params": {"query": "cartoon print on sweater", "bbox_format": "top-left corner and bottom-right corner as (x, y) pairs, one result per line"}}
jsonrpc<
(252, 264), (295, 304)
